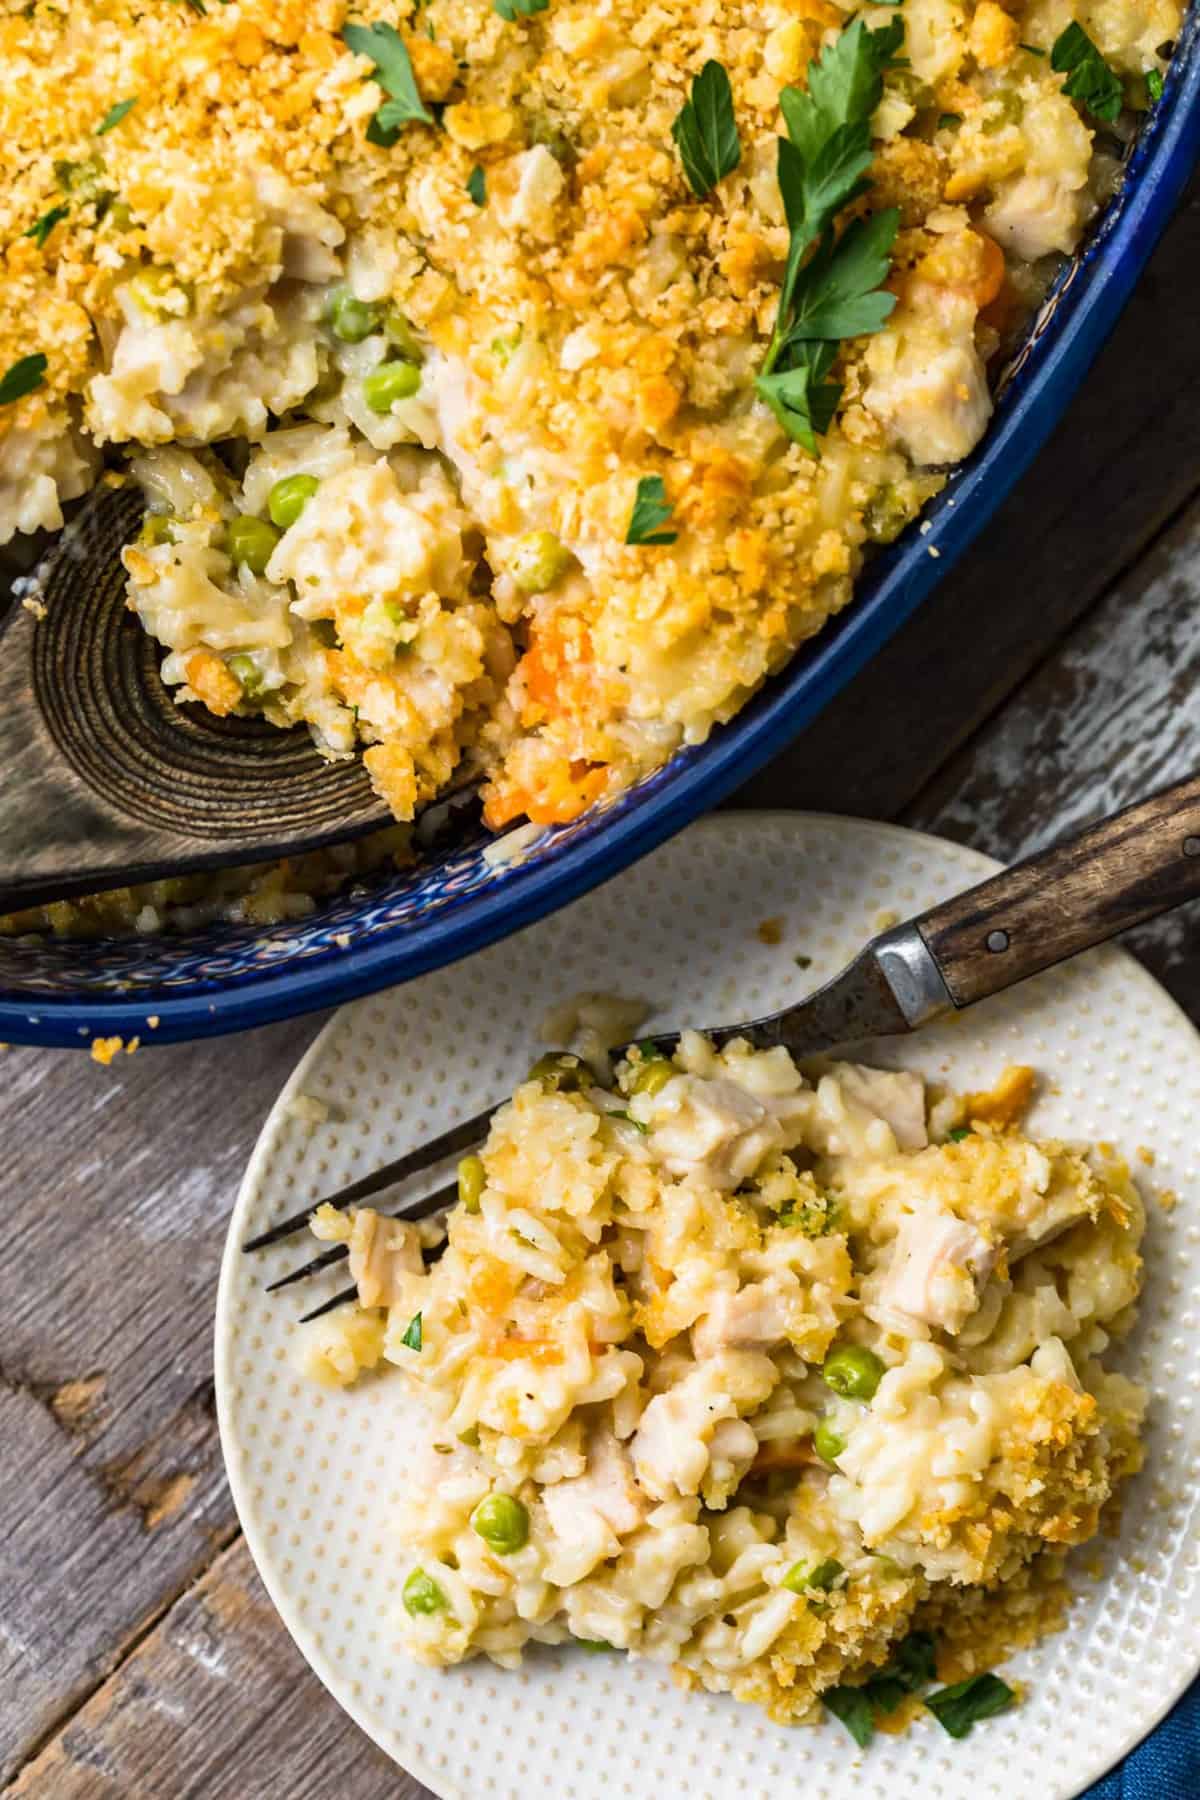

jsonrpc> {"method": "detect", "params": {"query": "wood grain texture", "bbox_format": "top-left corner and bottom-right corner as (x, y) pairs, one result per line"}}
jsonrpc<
(0, 487), (387, 914)
(7, 1540), (410, 1800)
(908, 487), (1200, 1019)
(2, 183), (1199, 1800)
(0, 1018), (323, 1784)
(915, 772), (1200, 1005)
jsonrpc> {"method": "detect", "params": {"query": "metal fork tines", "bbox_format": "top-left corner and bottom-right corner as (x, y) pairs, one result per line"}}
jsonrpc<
(263, 1178), (458, 1322)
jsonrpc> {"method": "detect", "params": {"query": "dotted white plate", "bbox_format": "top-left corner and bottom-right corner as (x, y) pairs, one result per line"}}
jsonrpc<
(216, 814), (1200, 1800)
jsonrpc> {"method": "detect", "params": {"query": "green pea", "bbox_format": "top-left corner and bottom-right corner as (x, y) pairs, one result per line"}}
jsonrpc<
(128, 265), (191, 318)
(225, 515), (281, 576)
(226, 652), (264, 699)
(363, 360), (422, 414)
(813, 1418), (846, 1465)
(268, 473), (320, 529)
(509, 530), (572, 596)
(822, 1345), (885, 1402)
(54, 156), (108, 204)
(528, 1052), (586, 1093)
(383, 307), (424, 362)
(782, 1557), (844, 1594)
(470, 1492), (529, 1555)
(402, 1568), (449, 1617)
(982, 88), (1024, 134)
(458, 1153), (486, 1214)
(138, 513), (177, 547)
(863, 483), (911, 546)
(325, 284), (381, 343)
(632, 1055), (674, 1098)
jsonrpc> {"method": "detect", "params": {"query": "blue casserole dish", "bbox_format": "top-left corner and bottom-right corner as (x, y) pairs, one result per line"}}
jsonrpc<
(3, 22), (1198, 1050)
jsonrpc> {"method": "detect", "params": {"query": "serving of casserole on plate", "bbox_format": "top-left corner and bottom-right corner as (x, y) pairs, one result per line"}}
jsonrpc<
(1, 0), (1185, 839)
(216, 815), (1200, 1800)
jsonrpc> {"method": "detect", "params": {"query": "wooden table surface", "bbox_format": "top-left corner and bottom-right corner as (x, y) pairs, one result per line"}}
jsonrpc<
(4, 176), (1200, 1799)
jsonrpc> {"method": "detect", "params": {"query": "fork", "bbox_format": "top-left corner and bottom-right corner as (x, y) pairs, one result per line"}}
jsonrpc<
(246, 770), (1200, 1318)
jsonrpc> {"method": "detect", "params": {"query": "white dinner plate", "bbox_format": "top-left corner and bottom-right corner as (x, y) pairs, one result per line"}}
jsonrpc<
(215, 813), (1200, 1800)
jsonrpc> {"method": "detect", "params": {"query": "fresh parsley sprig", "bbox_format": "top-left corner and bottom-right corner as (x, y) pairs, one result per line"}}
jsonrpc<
(822, 1631), (937, 1748)
(25, 205), (69, 249)
(467, 164), (487, 205)
(343, 21), (434, 145)
(755, 18), (903, 453)
(1051, 22), (1124, 124)
(97, 97), (137, 136)
(626, 476), (677, 546)
(924, 1672), (1015, 1739)
(671, 61), (741, 198)
(495, 0), (548, 19)
(0, 353), (48, 406)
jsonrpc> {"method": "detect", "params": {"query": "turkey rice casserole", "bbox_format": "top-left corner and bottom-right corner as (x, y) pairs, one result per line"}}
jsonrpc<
(1, 0), (1182, 839)
(297, 1038), (1147, 1728)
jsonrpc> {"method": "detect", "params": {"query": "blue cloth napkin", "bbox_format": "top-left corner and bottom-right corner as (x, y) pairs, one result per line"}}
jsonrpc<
(1083, 1676), (1200, 1797)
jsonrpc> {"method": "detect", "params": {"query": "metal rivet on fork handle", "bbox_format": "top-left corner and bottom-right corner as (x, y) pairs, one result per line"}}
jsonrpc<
(986, 929), (1010, 953)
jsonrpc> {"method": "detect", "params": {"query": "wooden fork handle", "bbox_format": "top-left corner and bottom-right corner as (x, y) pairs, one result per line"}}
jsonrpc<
(915, 774), (1200, 1007)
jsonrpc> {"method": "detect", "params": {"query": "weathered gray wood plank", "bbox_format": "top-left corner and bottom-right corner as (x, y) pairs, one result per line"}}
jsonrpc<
(6, 1539), (412, 1800)
(0, 1018), (324, 1783)
(907, 487), (1200, 1016)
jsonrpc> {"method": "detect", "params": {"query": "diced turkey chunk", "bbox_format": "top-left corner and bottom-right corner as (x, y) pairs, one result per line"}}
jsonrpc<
(347, 1210), (424, 1309)
(648, 1076), (784, 1191)
(875, 1208), (996, 1335)
(541, 1429), (646, 1541)
(865, 331), (991, 466)
(692, 1283), (791, 1357)
(986, 173), (1085, 262)
(833, 1064), (928, 1151)
(631, 1351), (776, 1500)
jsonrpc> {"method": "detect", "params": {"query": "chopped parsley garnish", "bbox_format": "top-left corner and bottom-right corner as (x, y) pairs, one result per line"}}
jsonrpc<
(400, 1310), (423, 1351)
(924, 1672), (1015, 1738)
(947, 1125), (972, 1142)
(937, 111), (962, 128)
(822, 1685), (876, 1748)
(885, 1630), (938, 1690)
(0, 353), (48, 406)
(494, 0), (548, 18)
(755, 18), (903, 454)
(625, 475), (677, 545)
(176, 0), (207, 13)
(671, 60), (741, 198)
(342, 21), (433, 144)
(1051, 22), (1124, 124)
(1019, 41), (1046, 55)
(1147, 67), (1165, 101)
(25, 205), (69, 249)
(97, 97), (137, 136)
(823, 1632), (942, 1748)
(466, 163), (487, 205)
